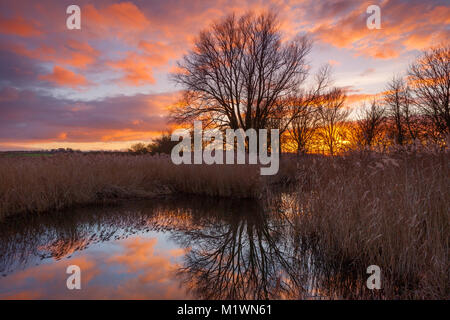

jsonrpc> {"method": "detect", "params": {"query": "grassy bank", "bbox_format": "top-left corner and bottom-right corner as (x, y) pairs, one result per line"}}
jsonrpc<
(0, 154), (267, 219)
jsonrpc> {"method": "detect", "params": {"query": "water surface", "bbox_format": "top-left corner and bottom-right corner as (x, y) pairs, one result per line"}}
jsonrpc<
(0, 196), (367, 299)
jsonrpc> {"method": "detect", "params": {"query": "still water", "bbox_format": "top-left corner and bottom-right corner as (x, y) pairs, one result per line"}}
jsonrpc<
(0, 196), (367, 299)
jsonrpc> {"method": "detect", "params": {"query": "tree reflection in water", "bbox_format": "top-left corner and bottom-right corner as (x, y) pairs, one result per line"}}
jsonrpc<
(170, 199), (305, 299)
(0, 196), (370, 299)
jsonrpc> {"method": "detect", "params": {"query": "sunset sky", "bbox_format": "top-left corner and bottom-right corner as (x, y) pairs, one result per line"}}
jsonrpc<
(0, 0), (449, 151)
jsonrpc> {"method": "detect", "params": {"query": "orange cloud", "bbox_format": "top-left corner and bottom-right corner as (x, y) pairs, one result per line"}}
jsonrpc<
(345, 93), (379, 106)
(100, 129), (162, 142)
(108, 53), (156, 85)
(311, 1), (449, 59)
(0, 16), (41, 37)
(357, 41), (402, 59)
(0, 90), (178, 151)
(139, 40), (177, 63)
(403, 30), (450, 51)
(57, 132), (68, 140)
(1, 0), (448, 152)
(84, 2), (151, 37)
(63, 40), (100, 68)
(107, 41), (178, 85)
(7, 39), (99, 69)
(39, 66), (88, 88)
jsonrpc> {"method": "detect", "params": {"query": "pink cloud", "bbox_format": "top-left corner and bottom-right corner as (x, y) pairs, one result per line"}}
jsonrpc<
(38, 66), (88, 88)
(7, 39), (99, 69)
(84, 2), (151, 38)
(310, 0), (449, 59)
(0, 15), (41, 37)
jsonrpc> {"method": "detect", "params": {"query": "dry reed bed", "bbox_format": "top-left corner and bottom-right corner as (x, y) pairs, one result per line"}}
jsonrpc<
(0, 150), (448, 298)
(0, 154), (266, 219)
(291, 151), (449, 299)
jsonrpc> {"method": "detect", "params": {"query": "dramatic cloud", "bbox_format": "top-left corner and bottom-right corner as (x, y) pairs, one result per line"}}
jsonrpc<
(39, 66), (89, 88)
(311, 0), (449, 59)
(84, 2), (151, 37)
(6, 40), (99, 69)
(0, 88), (179, 148)
(0, 16), (42, 37)
(0, 0), (448, 150)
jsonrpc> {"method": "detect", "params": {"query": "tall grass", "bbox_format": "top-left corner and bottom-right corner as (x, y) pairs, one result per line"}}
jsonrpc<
(290, 150), (449, 299)
(0, 153), (263, 219)
(0, 149), (448, 298)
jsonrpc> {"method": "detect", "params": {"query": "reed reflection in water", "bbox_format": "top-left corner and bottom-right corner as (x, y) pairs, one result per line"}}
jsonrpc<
(0, 196), (370, 299)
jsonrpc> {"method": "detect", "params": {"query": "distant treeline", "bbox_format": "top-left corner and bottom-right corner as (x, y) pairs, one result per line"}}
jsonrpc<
(161, 11), (449, 156)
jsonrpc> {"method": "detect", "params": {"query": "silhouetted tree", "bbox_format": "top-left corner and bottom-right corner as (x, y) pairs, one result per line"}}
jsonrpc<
(171, 11), (311, 133)
(354, 99), (385, 148)
(274, 65), (332, 153)
(316, 88), (349, 155)
(128, 142), (148, 154)
(288, 104), (319, 154)
(384, 76), (420, 145)
(147, 132), (179, 155)
(408, 44), (450, 138)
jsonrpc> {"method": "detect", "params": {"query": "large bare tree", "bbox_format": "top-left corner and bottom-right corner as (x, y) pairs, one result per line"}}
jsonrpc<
(408, 44), (450, 138)
(170, 11), (311, 132)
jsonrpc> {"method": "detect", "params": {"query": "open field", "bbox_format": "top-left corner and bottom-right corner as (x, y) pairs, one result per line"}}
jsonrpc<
(0, 152), (54, 158)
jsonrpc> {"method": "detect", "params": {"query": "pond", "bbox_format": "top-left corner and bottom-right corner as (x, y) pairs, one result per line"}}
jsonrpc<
(0, 196), (368, 299)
